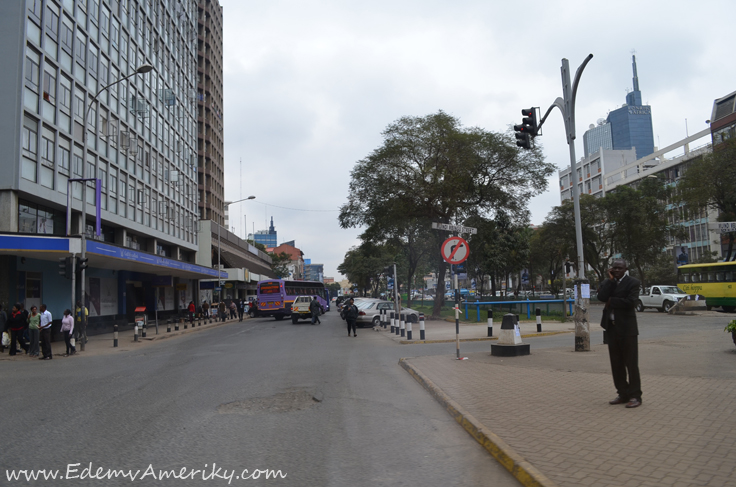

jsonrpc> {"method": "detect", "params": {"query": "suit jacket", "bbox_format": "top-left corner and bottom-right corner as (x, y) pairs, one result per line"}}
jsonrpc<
(597, 275), (640, 336)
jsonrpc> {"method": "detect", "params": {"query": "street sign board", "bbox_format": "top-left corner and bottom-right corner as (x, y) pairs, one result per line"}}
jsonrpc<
(441, 236), (469, 265)
(432, 222), (477, 234)
(709, 222), (736, 234)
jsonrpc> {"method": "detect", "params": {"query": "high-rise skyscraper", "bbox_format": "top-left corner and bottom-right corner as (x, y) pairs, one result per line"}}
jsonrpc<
(583, 54), (655, 160)
(196, 0), (224, 225)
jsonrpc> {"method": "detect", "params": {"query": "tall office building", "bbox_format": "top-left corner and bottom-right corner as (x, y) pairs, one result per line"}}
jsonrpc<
(0, 0), (219, 326)
(196, 0), (224, 225)
(583, 55), (655, 160)
(252, 216), (278, 248)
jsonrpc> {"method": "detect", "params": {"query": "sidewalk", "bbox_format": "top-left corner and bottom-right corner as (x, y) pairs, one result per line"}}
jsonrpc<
(0, 314), (247, 361)
(400, 325), (736, 487)
(375, 316), (574, 344)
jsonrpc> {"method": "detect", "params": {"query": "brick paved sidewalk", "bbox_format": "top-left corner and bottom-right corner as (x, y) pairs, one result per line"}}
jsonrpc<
(401, 331), (736, 487)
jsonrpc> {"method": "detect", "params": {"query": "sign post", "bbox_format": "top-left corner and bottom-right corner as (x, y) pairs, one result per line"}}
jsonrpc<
(441, 236), (469, 359)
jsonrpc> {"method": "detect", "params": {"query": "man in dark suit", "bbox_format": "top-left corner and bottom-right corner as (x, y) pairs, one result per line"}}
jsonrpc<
(597, 259), (642, 408)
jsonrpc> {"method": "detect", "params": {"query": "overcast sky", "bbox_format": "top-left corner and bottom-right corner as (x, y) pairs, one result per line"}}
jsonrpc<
(219, 0), (736, 281)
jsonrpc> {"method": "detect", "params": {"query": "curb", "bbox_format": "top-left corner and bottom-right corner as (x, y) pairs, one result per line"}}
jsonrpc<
(395, 330), (572, 345)
(398, 358), (559, 487)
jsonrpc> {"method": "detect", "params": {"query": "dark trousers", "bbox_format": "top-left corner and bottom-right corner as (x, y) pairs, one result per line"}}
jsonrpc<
(9, 329), (28, 355)
(63, 330), (75, 354)
(311, 312), (321, 324)
(238, 309), (244, 321)
(189, 312), (194, 323)
(607, 331), (642, 401)
(220, 311), (226, 322)
(40, 327), (52, 358)
(346, 319), (356, 335)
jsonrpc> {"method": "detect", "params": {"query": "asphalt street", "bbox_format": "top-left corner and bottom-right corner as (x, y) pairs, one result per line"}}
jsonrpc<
(1, 311), (520, 487)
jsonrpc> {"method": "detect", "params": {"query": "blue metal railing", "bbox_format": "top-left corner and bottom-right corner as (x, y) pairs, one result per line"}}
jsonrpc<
(464, 299), (573, 321)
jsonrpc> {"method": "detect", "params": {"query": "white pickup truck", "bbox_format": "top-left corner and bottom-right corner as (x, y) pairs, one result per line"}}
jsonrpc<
(636, 285), (691, 313)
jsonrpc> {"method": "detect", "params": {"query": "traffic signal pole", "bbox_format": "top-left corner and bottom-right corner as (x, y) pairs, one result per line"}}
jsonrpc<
(537, 54), (594, 351)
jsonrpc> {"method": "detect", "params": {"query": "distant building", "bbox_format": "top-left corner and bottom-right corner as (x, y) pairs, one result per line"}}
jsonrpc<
(304, 263), (324, 282)
(270, 243), (303, 280)
(582, 54), (655, 160)
(251, 216), (278, 248)
(710, 90), (736, 145)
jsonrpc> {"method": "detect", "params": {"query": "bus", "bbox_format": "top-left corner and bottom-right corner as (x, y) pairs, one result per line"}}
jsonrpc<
(677, 261), (736, 312)
(256, 279), (329, 320)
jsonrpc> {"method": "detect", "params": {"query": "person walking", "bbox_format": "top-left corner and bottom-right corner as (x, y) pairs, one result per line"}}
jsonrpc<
(597, 259), (642, 409)
(229, 300), (237, 320)
(0, 304), (7, 353)
(202, 301), (210, 319)
(344, 298), (358, 337)
(188, 301), (195, 324)
(238, 299), (245, 321)
(60, 309), (75, 356)
(8, 304), (28, 356)
(309, 296), (322, 325)
(218, 301), (226, 322)
(27, 305), (41, 357)
(39, 304), (53, 360)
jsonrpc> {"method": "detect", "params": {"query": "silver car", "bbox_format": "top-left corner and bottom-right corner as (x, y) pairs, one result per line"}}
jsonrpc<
(355, 299), (420, 327)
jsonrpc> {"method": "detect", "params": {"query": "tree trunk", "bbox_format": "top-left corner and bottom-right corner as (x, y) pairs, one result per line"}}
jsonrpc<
(432, 259), (447, 318)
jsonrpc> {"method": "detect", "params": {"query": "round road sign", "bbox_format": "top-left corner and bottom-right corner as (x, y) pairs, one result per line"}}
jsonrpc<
(441, 236), (469, 265)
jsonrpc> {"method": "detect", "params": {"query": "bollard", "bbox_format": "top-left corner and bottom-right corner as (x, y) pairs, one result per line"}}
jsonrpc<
(419, 313), (425, 340)
(113, 324), (118, 347)
(141, 323), (146, 338)
(134, 324), (139, 342)
(536, 308), (542, 332)
(166, 319), (171, 333)
(603, 330), (608, 345)
(184, 318), (187, 329)
(175, 319), (179, 331)
(395, 312), (401, 335)
(400, 313), (406, 337)
(390, 312), (395, 333)
(406, 315), (413, 340)
(487, 310), (493, 337)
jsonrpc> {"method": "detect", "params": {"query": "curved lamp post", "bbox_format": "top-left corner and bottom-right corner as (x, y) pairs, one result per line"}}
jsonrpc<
(73, 63), (154, 351)
(218, 196), (256, 300)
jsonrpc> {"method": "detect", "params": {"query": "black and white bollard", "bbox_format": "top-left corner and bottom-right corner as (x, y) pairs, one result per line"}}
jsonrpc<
(536, 308), (542, 332)
(419, 313), (425, 340)
(134, 323), (139, 342)
(491, 313), (530, 356)
(390, 312), (395, 333)
(175, 319), (179, 331)
(113, 324), (118, 347)
(141, 323), (147, 338)
(395, 313), (401, 336)
(487, 310), (493, 337)
(406, 315), (413, 340)
(400, 313), (406, 338)
(184, 318), (187, 330)
(167, 319), (171, 333)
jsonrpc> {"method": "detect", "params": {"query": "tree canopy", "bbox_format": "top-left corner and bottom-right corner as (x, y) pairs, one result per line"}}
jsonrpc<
(339, 111), (554, 316)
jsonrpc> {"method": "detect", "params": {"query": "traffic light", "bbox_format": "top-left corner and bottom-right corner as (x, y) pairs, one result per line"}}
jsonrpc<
(58, 257), (73, 280)
(77, 257), (89, 273)
(514, 108), (538, 150)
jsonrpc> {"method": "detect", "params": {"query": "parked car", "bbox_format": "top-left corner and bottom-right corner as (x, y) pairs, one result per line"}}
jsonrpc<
(636, 285), (691, 313)
(355, 299), (420, 327)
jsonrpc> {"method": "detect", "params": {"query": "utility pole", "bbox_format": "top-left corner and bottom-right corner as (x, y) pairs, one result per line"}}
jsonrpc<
(534, 54), (594, 351)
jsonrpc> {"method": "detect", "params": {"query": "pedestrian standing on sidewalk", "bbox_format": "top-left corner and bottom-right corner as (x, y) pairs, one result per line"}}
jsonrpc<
(39, 304), (53, 360)
(0, 304), (7, 353)
(75, 301), (88, 344)
(218, 301), (226, 322)
(238, 299), (245, 321)
(8, 304), (28, 356)
(229, 300), (237, 320)
(27, 305), (41, 357)
(202, 301), (209, 319)
(344, 298), (358, 337)
(597, 259), (642, 409)
(188, 301), (195, 324)
(60, 309), (75, 356)
(309, 296), (322, 325)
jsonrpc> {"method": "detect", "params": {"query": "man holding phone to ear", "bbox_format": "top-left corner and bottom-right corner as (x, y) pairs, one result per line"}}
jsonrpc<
(597, 259), (642, 408)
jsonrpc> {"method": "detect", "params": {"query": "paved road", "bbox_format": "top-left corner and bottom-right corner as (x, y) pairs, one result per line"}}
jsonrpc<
(0, 311), (519, 487)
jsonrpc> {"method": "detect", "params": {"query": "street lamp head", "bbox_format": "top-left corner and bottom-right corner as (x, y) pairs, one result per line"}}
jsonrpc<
(135, 64), (154, 74)
(247, 195), (256, 200)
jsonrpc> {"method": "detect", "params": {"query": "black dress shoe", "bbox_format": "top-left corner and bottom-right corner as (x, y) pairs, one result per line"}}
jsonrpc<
(609, 396), (628, 405)
(625, 398), (642, 408)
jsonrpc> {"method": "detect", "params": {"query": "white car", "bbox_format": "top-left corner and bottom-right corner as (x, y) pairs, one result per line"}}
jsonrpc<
(636, 286), (690, 313)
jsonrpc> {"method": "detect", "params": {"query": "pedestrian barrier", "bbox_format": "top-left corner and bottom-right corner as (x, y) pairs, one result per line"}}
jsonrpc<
(536, 308), (542, 332)
(141, 323), (146, 338)
(175, 319), (179, 331)
(113, 324), (118, 347)
(134, 323), (139, 342)
(400, 313), (406, 338)
(419, 313), (425, 340)
(465, 298), (573, 322)
(167, 319), (171, 333)
(487, 310), (493, 337)
(390, 312), (395, 333)
(406, 313), (413, 340)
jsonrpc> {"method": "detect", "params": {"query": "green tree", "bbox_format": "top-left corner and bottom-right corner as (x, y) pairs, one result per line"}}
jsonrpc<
(338, 242), (395, 297)
(269, 252), (292, 279)
(679, 138), (736, 260)
(339, 111), (554, 317)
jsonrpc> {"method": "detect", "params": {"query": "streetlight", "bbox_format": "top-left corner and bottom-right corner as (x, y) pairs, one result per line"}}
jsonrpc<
(218, 196), (256, 300)
(72, 63), (154, 351)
